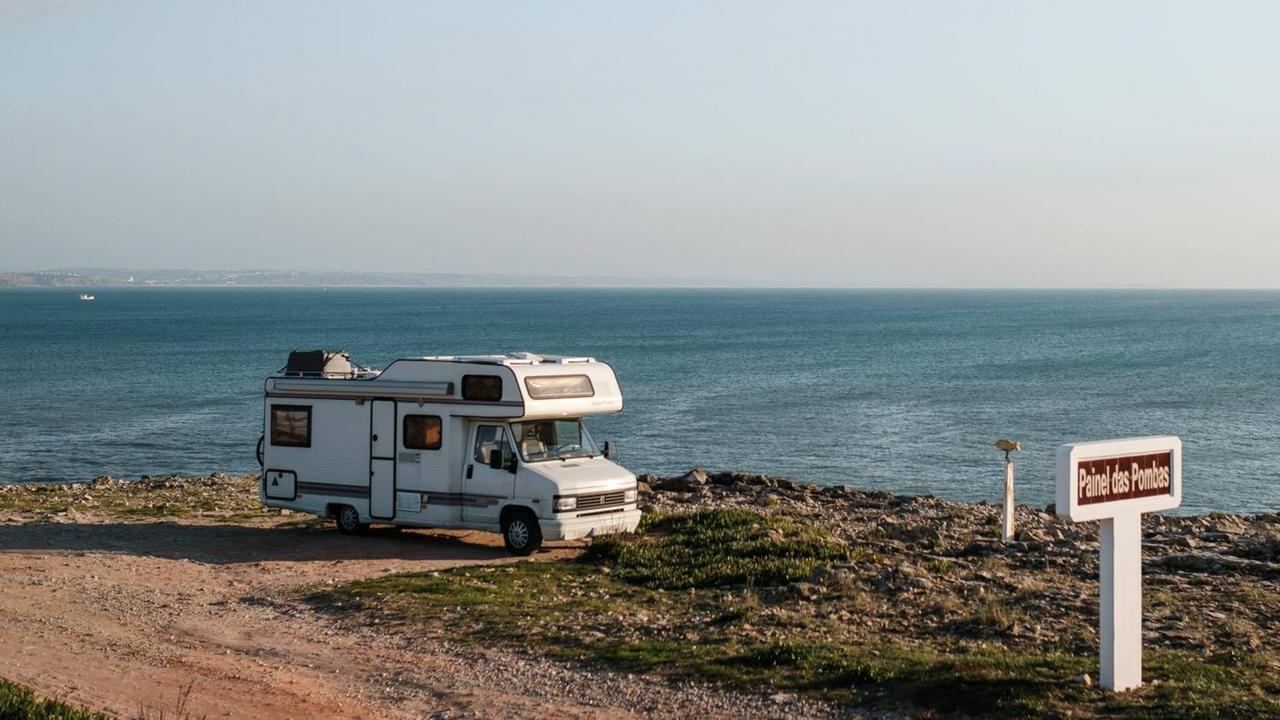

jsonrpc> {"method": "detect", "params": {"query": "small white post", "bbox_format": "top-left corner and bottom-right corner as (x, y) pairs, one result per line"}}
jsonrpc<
(1003, 457), (1015, 543)
(994, 438), (1021, 543)
(1099, 512), (1143, 691)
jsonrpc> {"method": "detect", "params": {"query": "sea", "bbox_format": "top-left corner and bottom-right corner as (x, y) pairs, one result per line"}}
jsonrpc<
(2, 287), (1278, 515)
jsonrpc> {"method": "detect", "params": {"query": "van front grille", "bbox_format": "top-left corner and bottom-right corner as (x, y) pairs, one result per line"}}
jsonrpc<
(575, 491), (627, 511)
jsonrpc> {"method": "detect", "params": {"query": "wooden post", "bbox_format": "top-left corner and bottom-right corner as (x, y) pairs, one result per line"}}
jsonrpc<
(1003, 457), (1015, 543)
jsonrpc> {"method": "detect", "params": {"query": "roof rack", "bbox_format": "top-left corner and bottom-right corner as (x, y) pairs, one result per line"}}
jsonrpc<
(281, 350), (379, 379)
(417, 352), (597, 366)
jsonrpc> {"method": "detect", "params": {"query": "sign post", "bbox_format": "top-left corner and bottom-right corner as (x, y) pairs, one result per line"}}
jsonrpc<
(1055, 436), (1181, 692)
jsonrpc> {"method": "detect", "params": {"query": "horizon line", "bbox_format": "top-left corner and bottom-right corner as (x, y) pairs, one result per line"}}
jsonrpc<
(4, 267), (1280, 291)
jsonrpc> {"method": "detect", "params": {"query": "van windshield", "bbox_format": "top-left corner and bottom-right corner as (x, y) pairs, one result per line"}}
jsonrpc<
(510, 419), (600, 462)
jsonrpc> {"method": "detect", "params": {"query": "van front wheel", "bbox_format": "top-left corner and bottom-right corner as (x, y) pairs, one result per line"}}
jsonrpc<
(502, 510), (542, 556)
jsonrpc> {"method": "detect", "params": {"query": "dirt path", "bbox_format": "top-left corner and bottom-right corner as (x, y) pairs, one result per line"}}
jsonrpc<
(0, 516), (842, 719)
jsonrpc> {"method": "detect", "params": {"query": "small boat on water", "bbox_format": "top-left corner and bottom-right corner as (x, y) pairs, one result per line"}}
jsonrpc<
(79, 293), (95, 301)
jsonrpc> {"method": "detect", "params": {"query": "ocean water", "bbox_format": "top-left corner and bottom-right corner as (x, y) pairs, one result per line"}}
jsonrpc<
(1, 288), (1278, 515)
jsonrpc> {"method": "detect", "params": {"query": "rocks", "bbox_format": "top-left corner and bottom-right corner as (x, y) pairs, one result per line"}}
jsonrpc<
(0, 474), (264, 519)
(1149, 552), (1280, 578)
(1015, 528), (1049, 544)
(636, 468), (1280, 663)
(1208, 513), (1248, 535)
(789, 582), (821, 601)
(905, 575), (934, 591)
(657, 468), (708, 492)
(686, 468), (721, 487)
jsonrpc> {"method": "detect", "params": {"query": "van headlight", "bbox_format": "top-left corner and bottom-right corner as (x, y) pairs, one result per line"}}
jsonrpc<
(624, 488), (637, 503)
(554, 496), (577, 512)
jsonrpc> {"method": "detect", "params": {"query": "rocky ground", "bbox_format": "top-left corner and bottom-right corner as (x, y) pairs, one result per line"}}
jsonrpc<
(641, 468), (1280, 659)
(2, 472), (1279, 718)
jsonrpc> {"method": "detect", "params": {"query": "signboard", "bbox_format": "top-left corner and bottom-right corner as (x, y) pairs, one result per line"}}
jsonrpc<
(1055, 436), (1182, 693)
(1077, 451), (1172, 506)
(1057, 437), (1181, 522)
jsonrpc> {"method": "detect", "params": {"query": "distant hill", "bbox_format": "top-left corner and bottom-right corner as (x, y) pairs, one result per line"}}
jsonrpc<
(0, 268), (707, 288)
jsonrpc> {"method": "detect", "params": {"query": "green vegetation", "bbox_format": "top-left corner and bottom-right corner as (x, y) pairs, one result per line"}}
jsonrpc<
(0, 678), (107, 720)
(584, 508), (851, 589)
(315, 507), (1280, 718)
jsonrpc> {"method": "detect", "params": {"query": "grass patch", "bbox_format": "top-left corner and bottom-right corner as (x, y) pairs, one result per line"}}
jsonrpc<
(585, 508), (850, 589)
(1103, 650), (1280, 719)
(313, 560), (1105, 715)
(0, 677), (107, 720)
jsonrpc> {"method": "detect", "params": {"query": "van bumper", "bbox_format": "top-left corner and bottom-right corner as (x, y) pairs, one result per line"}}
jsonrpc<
(541, 507), (642, 541)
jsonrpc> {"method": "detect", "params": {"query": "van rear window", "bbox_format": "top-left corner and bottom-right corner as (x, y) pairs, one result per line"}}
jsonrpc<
(524, 374), (594, 399)
(270, 405), (311, 447)
(462, 375), (504, 401)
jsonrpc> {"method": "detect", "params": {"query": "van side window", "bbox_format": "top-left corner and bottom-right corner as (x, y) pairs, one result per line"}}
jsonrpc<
(473, 426), (513, 464)
(270, 405), (311, 447)
(462, 375), (504, 401)
(403, 415), (442, 450)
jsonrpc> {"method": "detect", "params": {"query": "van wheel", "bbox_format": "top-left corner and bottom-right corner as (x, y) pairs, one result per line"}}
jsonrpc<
(502, 510), (542, 556)
(334, 505), (368, 534)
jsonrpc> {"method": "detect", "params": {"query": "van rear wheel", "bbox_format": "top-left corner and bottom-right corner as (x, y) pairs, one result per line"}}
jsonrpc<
(334, 505), (368, 534)
(502, 509), (542, 556)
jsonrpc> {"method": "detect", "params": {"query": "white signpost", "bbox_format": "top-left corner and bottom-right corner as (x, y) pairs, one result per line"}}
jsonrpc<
(1055, 436), (1181, 692)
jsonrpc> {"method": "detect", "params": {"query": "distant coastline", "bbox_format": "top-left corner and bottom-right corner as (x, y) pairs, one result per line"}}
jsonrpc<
(0, 268), (714, 289)
(5, 269), (1278, 291)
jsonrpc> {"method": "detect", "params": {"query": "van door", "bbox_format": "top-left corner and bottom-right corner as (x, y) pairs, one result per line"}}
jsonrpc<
(369, 399), (396, 520)
(463, 423), (515, 527)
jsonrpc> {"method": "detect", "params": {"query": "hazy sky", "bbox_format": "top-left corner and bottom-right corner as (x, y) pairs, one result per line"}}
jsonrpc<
(3, 2), (1279, 286)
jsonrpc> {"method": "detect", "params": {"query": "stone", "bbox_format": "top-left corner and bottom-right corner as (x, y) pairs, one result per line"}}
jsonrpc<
(679, 468), (708, 488)
(656, 468), (709, 492)
(906, 575), (933, 590)
(790, 582), (820, 601)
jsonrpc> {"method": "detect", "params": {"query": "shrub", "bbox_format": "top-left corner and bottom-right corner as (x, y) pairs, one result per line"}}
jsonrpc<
(0, 678), (107, 720)
(585, 508), (849, 590)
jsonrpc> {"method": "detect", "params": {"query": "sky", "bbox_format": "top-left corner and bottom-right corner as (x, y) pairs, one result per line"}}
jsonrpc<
(2, 1), (1279, 287)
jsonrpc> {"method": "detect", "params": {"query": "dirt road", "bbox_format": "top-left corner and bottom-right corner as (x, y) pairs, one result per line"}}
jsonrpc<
(0, 515), (840, 719)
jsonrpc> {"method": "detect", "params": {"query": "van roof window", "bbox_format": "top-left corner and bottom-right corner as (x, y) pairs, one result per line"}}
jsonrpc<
(462, 375), (504, 401)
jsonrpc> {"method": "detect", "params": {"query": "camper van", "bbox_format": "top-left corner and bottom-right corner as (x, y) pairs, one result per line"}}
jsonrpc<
(257, 351), (641, 555)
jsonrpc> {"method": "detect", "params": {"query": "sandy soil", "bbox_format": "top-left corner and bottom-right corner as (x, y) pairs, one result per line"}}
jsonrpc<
(0, 515), (842, 720)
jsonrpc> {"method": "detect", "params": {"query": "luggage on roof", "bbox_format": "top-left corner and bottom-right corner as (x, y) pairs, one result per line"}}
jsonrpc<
(282, 350), (352, 378)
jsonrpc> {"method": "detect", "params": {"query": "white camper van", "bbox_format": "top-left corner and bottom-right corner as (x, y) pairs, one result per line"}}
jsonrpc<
(257, 350), (642, 555)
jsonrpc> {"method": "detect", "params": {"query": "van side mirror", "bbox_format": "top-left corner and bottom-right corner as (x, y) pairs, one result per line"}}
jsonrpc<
(602, 441), (613, 460)
(489, 448), (517, 473)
